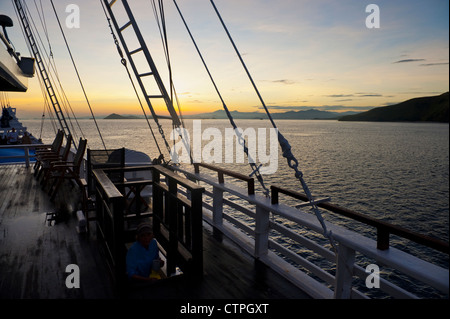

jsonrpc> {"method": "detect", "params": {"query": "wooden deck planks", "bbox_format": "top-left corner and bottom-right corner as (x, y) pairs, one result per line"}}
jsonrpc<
(0, 164), (114, 299)
(1, 164), (310, 299)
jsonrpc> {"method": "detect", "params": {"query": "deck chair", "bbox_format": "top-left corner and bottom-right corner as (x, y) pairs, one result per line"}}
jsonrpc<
(33, 130), (64, 172)
(38, 134), (73, 181)
(44, 138), (87, 203)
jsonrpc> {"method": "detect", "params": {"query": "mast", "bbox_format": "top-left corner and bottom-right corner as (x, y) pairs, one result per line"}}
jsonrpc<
(12, 0), (74, 147)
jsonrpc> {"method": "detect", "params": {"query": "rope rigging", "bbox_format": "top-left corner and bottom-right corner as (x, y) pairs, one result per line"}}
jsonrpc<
(49, 0), (107, 151)
(13, 0), (77, 146)
(150, 0), (192, 165)
(209, 0), (337, 251)
(173, 0), (271, 197)
(13, 0), (108, 150)
(30, 0), (80, 140)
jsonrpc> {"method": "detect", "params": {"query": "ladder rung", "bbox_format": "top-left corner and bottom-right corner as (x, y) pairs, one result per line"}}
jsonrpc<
(148, 95), (164, 99)
(119, 21), (132, 32)
(138, 72), (153, 77)
(129, 47), (143, 55)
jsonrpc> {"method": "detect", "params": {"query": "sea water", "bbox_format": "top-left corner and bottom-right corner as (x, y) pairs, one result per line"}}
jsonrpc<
(23, 118), (449, 297)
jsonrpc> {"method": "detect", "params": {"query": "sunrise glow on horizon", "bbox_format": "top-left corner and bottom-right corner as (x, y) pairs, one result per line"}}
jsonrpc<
(1, 0), (448, 119)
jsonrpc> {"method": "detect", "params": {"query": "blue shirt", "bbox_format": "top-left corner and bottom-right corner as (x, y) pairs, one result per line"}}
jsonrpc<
(126, 239), (159, 278)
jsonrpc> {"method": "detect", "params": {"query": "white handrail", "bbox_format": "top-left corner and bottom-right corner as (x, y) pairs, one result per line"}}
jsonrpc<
(173, 165), (449, 299)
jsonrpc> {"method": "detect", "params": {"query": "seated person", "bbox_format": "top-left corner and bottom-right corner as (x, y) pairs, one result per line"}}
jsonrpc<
(126, 222), (164, 282)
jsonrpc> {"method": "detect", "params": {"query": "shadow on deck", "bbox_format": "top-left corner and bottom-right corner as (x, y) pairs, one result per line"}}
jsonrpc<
(0, 164), (309, 299)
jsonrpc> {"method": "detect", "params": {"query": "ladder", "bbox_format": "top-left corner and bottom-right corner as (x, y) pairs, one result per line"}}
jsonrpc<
(104, 0), (181, 131)
(13, 0), (74, 147)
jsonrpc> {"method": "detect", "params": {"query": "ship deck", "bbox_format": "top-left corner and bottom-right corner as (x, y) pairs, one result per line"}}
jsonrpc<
(0, 164), (310, 299)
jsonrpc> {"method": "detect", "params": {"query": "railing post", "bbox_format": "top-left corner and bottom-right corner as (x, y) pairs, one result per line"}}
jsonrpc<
(255, 206), (270, 258)
(334, 244), (355, 299)
(112, 196), (125, 295)
(167, 177), (178, 276)
(212, 186), (224, 227)
(377, 226), (390, 250)
(247, 179), (254, 195)
(24, 146), (30, 168)
(152, 168), (162, 238)
(191, 188), (203, 277)
(271, 185), (279, 205)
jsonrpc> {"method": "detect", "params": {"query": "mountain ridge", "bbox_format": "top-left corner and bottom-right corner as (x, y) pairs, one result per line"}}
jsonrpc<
(339, 92), (449, 123)
(198, 109), (357, 120)
(102, 92), (449, 122)
(103, 109), (356, 120)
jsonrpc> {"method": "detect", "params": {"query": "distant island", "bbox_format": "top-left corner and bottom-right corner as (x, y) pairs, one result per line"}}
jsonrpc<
(104, 109), (357, 120)
(339, 92), (449, 123)
(103, 92), (449, 123)
(104, 113), (142, 119)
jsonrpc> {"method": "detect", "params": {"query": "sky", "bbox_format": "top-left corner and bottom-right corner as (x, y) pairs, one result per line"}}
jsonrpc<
(1, 0), (449, 118)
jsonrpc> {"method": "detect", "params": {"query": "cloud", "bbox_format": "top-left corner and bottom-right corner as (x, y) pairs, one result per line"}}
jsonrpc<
(261, 105), (314, 111)
(420, 62), (449, 67)
(257, 105), (373, 112)
(356, 93), (383, 97)
(325, 93), (383, 98)
(325, 94), (354, 98)
(393, 59), (426, 64)
(265, 79), (297, 85)
(317, 105), (373, 112)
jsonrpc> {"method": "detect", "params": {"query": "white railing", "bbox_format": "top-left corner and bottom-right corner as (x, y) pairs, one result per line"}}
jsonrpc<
(172, 165), (449, 299)
(0, 144), (51, 168)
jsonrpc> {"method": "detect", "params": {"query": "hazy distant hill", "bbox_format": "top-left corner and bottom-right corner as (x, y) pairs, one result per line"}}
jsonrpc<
(339, 92), (449, 123)
(104, 113), (142, 119)
(104, 109), (357, 120)
(183, 109), (357, 120)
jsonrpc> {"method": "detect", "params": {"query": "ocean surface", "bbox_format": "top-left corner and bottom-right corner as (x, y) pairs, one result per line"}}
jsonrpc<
(22, 118), (449, 297)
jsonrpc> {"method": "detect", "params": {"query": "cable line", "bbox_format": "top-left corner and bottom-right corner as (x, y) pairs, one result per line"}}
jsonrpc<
(50, 0), (107, 151)
(150, 0), (192, 164)
(209, 0), (337, 252)
(173, 0), (270, 196)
